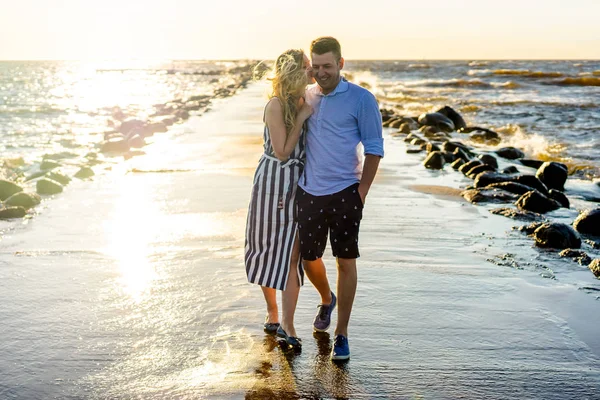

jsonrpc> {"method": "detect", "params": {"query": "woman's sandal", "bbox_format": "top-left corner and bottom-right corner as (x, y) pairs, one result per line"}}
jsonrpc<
(263, 315), (280, 334)
(276, 326), (302, 350)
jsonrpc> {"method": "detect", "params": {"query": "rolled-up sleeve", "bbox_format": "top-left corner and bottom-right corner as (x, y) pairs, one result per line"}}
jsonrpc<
(357, 92), (384, 157)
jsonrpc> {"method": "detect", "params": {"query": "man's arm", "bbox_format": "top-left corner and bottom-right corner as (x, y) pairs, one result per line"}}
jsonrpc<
(358, 155), (381, 205)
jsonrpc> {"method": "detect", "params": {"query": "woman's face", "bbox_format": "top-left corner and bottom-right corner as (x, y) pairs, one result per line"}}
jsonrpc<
(304, 54), (316, 85)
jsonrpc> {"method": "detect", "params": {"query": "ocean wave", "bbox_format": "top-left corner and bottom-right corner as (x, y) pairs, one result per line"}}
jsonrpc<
(468, 61), (489, 67)
(407, 78), (492, 88)
(491, 81), (521, 89)
(407, 63), (431, 69)
(549, 77), (600, 87)
(489, 69), (565, 78)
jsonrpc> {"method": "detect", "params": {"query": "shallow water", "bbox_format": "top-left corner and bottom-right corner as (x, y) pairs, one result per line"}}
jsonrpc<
(1, 84), (599, 399)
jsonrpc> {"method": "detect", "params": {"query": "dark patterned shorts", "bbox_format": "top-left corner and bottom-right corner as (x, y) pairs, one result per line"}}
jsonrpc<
(296, 183), (363, 261)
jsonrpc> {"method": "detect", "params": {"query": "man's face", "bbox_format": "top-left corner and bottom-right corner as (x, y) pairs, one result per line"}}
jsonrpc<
(310, 51), (343, 94)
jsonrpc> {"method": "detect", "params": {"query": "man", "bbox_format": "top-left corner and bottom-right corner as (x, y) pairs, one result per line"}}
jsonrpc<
(297, 36), (384, 361)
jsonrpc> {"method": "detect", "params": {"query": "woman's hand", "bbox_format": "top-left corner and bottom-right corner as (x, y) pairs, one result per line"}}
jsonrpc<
(298, 102), (313, 121)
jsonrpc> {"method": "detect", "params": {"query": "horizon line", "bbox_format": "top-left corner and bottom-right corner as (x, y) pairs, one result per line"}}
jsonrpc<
(0, 58), (598, 63)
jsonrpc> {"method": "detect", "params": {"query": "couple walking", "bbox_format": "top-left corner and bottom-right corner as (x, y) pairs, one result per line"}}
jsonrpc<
(244, 36), (384, 361)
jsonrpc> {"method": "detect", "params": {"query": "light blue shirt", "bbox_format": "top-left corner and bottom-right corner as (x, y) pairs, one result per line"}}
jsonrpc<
(299, 78), (384, 196)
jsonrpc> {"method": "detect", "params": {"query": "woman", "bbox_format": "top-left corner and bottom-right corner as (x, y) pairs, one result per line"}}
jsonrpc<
(244, 49), (313, 349)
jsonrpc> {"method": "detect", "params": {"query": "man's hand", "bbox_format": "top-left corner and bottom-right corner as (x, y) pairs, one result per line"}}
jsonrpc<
(358, 184), (368, 206)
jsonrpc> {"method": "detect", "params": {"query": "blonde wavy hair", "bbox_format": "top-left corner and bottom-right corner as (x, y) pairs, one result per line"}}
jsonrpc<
(264, 49), (307, 134)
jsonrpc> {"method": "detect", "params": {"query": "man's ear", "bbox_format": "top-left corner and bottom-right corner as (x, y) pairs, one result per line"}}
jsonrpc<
(339, 57), (345, 70)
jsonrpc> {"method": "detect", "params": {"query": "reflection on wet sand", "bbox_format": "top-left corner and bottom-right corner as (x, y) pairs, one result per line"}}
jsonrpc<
(245, 333), (354, 400)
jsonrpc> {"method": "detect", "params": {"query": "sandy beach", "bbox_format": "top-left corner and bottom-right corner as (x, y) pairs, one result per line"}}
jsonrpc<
(1, 82), (600, 399)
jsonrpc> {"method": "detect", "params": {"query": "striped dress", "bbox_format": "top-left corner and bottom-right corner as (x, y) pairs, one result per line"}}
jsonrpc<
(244, 113), (306, 291)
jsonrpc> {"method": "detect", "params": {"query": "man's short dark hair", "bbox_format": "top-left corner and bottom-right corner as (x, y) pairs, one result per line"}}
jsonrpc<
(310, 37), (342, 61)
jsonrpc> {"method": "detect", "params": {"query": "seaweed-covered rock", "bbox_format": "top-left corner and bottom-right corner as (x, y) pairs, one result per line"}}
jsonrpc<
(533, 223), (581, 249)
(0, 180), (23, 201)
(515, 191), (560, 214)
(36, 178), (63, 195)
(74, 167), (95, 179)
(573, 208), (600, 236)
(495, 147), (525, 160)
(536, 162), (568, 191)
(0, 206), (26, 219)
(589, 259), (600, 278)
(517, 221), (546, 234)
(423, 151), (445, 170)
(4, 192), (41, 209)
(559, 249), (592, 266)
(462, 189), (518, 204)
(490, 207), (544, 222)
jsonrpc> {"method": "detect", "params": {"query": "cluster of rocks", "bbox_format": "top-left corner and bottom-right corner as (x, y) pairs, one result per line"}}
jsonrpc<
(382, 106), (600, 279)
(0, 64), (257, 222)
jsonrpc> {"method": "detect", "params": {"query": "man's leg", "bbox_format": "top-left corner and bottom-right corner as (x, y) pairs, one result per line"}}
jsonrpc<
(303, 258), (333, 305)
(334, 257), (357, 337)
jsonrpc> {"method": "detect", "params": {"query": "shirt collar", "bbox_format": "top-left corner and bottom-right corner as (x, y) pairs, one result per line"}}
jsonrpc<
(317, 77), (349, 97)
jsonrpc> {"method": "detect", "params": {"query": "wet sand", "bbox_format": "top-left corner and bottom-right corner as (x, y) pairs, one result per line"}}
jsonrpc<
(1, 83), (599, 399)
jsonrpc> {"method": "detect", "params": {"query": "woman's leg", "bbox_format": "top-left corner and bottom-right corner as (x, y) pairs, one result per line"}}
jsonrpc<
(261, 286), (279, 324)
(280, 235), (301, 337)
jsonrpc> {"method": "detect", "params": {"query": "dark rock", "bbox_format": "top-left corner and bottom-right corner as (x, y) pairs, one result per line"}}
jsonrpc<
(423, 151), (445, 169)
(478, 154), (498, 169)
(585, 239), (600, 249)
(462, 189), (519, 204)
(473, 171), (511, 188)
(74, 167), (94, 179)
(515, 190), (561, 213)
(4, 192), (41, 209)
(406, 147), (424, 154)
(536, 161), (568, 191)
(495, 147), (525, 160)
(426, 143), (441, 153)
(548, 189), (569, 208)
(573, 208), (600, 236)
(101, 138), (130, 153)
(127, 134), (145, 149)
(382, 116), (398, 127)
(533, 223), (581, 249)
(442, 152), (456, 163)
(513, 175), (549, 195)
(404, 133), (423, 143)
(559, 249), (592, 266)
(469, 130), (501, 145)
(491, 208), (542, 222)
(453, 147), (471, 162)
(589, 259), (600, 278)
(398, 123), (411, 134)
(0, 179), (23, 201)
(0, 206), (26, 219)
(442, 141), (471, 155)
(118, 119), (146, 134)
(436, 106), (467, 131)
(36, 178), (63, 195)
(25, 171), (47, 181)
(502, 166), (520, 174)
(451, 158), (465, 170)
(46, 171), (71, 186)
(484, 182), (535, 196)
(467, 164), (496, 179)
(418, 112), (455, 132)
(520, 159), (545, 169)
(517, 221), (545, 234)
(40, 160), (61, 171)
(459, 159), (483, 175)
(411, 138), (427, 146)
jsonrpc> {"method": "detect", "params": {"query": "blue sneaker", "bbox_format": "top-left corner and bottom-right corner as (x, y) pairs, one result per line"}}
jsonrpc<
(331, 334), (350, 361)
(313, 292), (336, 332)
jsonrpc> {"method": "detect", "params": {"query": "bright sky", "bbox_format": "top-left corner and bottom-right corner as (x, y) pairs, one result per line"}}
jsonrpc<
(1, 0), (599, 60)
